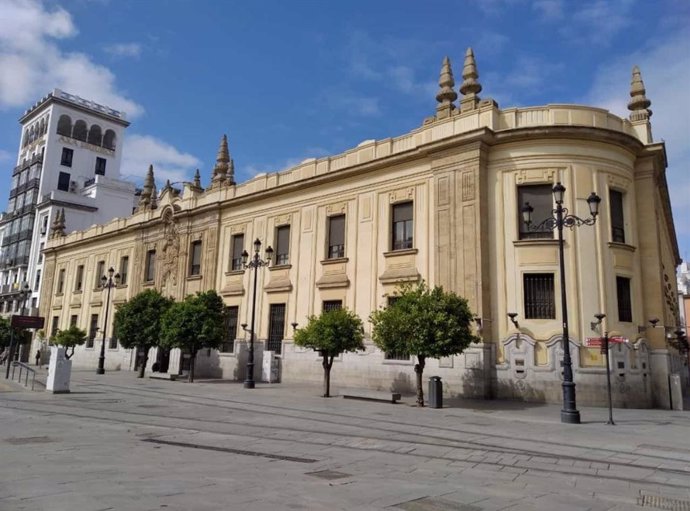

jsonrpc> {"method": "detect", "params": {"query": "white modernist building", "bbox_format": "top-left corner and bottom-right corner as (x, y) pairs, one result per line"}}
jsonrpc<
(0, 90), (137, 357)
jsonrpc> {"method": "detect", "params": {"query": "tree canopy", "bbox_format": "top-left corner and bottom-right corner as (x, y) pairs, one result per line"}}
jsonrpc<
(52, 325), (88, 360)
(160, 290), (226, 382)
(0, 316), (11, 350)
(113, 289), (173, 377)
(370, 282), (478, 406)
(294, 307), (365, 397)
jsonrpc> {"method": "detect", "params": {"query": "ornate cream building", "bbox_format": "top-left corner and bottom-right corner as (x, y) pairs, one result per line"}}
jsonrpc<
(38, 49), (685, 408)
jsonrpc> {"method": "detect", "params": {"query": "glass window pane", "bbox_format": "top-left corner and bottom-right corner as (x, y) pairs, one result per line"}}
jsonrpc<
(518, 185), (554, 240)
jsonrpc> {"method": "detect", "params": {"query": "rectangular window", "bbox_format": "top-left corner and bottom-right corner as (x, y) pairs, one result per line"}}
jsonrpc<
(95, 260), (105, 288)
(57, 269), (65, 294)
(518, 185), (554, 240)
(230, 234), (244, 271)
(327, 215), (345, 259)
(70, 315), (78, 327)
(391, 201), (414, 250)
(109, 336), (118, 350)
(145, 250), (156, 282)
(322, 300), (343, 312)
(51, 316), (59, 338)
(189, 240), (202, 276)
(275, 225), (290, 265)
(524, 273), (556, 319)
(40, 215), (48, 235)
(616, 276), (632, 322)
(119, 256), (129, 285)
(220, 306), (239, 353)
(57, 171), (71, 192)
(87, 314), (98, 348)
(33, 269), (41, 292)
(74, 265), (84, 291)
(95, 157), (106, 176)
(610, 190), (625, 244)
(267, 303), (286, 354)
(38, 242), (44, 263)
(60, 147), (73, 167)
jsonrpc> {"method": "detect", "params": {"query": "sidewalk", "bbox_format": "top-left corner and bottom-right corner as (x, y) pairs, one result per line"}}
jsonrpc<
(1, 370), (689, 510)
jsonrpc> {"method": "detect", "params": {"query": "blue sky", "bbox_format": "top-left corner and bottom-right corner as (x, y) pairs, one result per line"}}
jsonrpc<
(0, 0), (689, 257)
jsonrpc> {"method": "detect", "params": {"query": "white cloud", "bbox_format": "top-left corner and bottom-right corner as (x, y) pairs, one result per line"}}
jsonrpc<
(586, 28), (690, 254)
(0, 149), (13, 162)
(532, 0), (563, 20)
(240, 147), (332, 181)
(121, 134), (202, 186)
(104, 43), (142, 58)
(559, 0), (634, 46)
(0, 0), (142, 117)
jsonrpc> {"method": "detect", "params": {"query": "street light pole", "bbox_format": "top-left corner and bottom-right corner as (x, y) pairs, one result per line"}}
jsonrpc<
(241, 238), (273, 389)
(522, 182), (601, 424)
(4, 283), (30, 379)
(97, 267), (120, 375)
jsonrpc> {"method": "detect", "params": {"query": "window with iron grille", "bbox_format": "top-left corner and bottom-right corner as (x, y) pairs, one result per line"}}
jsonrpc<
(189, 240), (202, 276)
(51, 316), (59, 338)
(119, 256), (129, 285)
(322, 300), (342, 312)
(391, 201), (413, 250)
(70, 315), (78, 327)
(275, 225), (290, 265)
(109, 336), (118, 350)
(518, 185), (554, 240)
(95, 260), (105, 288)
(230, 234), (244, 271)
(610, 189), (625, 244)
(327, 215), (345, 259)
(57, 269), (65, 294)
(616, 276), (632, 322)
(220, 306), (239, 353)
(74, 265), (84, 291)
(95, 157), (106, 176)
(60, 148), (73, 167)
(145, 250), (156, 282)
(524, 273), (555, 319)
(87, 314), (98, 348)
(267, 303), (286, 354)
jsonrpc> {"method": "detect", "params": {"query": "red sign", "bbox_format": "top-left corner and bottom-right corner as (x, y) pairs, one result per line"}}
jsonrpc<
(11, 315), (45, 329)
(585, 336), (628, 348)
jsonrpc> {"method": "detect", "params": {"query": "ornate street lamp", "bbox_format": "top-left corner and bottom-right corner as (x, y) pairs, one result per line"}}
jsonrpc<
(4, 283), (30, 379)
(97, 267), (120, 375)
(522, 182), (601, 424)
(241, 238), (273, 388)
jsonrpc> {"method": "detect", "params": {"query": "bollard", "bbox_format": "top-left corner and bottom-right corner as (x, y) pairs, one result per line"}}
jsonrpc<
(428, 376), (443, 408)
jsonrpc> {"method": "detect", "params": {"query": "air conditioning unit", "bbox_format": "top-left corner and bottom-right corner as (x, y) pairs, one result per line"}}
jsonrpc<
(69, 180), (77, 192)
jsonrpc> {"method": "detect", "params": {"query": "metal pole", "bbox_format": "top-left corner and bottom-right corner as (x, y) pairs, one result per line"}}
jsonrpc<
(603, 331), (615, 425)
(5, 327), (14, 379)
(97, 279), (112, 375)
(557, 202), (581, 424)
(244, 254), (259, 389)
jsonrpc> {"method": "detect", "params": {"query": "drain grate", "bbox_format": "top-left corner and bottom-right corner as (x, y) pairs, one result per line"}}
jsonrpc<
(5, 436), (54, 445)
(142, 438), (318, 463)
(306, 470), (351, 480)
(639, 494), (690, 511)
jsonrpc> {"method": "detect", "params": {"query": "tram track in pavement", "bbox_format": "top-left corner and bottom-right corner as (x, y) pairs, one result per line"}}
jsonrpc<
(2, 382), (690, 491)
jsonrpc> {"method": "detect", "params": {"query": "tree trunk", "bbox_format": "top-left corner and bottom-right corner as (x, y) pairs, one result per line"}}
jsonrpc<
(322, 353), (334, 397)
(415, 355), (426, 407)
(189, 350), (196, 383)
(138, 350), (148, 378)
(65, 346), (74, 360)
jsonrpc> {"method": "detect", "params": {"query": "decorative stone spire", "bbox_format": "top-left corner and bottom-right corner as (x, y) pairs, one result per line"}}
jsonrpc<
(628, 65), (652, 120)
(211, 134), (230, 184)
(150, 178), (158, 208)
(435, 56), (457, 119)
(228, 157), (236, 186)
(139, 164), (154, 208)
(50, 208), (66, 239)
(193, 168), (202, 189)
(459, 47), (482, 112)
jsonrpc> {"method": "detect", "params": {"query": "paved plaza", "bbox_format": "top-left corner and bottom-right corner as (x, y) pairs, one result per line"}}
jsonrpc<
(1, 370), (690, 511)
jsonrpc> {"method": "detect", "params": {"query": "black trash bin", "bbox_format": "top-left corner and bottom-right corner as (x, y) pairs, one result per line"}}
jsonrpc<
(428, 376), (442, 408)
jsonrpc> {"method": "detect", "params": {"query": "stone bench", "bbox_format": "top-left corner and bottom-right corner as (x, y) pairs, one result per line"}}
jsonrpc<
(342, 392), (402, 404)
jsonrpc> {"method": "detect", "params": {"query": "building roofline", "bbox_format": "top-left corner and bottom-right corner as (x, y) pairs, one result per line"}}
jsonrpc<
(19, 89), (130, 127)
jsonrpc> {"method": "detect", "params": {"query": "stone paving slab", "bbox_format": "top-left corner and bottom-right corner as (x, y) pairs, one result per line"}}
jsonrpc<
(1, 370), (689, 510)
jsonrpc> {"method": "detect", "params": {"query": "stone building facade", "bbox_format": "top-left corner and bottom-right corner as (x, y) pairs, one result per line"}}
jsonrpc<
(38, 50), (684, 408)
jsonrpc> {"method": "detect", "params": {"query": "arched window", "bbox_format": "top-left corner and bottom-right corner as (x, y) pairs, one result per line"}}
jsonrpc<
(39, 118), (46, 136)
(57, 115), (72, 136)
(73, 120), (87, 141)
(29, 125), (36, 144)
(87, 124), (102, 146)
(103, 130), (116, 150)
(21, 130), (28, 148)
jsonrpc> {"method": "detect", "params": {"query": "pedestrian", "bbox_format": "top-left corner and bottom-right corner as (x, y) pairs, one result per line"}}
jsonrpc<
(35, 349), (41, 367)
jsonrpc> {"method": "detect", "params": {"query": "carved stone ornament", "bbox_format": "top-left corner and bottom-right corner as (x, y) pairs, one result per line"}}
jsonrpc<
(161, 209), (180, 287)
(389, 187), (415, 204)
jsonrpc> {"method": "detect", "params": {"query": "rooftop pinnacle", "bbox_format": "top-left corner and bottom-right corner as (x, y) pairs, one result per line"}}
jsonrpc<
(212, 134), (230, 182)
(628, 65), (652, 116)
(459, 47), (482, 97)
(436, 56), (458, 106)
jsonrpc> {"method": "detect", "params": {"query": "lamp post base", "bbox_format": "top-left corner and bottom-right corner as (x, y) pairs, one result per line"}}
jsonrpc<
(243, 380), (255, 389)
(560, 409), (581, 424)
(96, 367), (105, 375)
